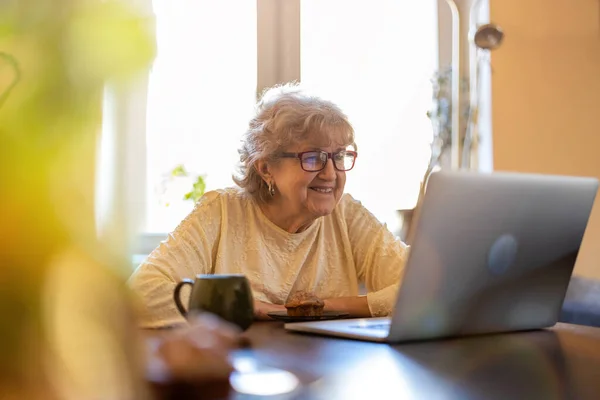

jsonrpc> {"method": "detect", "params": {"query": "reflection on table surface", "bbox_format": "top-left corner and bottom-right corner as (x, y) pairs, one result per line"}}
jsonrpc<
(146, 321), (600, 400)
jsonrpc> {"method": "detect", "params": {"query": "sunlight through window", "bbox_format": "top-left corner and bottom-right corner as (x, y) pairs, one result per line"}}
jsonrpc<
(301, 0), (437, 229)
(144, 0), (436, 234)
(145, 0), (257, 233)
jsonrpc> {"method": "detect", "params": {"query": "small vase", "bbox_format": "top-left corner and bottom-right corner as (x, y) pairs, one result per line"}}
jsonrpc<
(397, 208), (415, 243)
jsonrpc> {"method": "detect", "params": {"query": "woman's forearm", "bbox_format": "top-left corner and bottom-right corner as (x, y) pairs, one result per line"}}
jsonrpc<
(324, 296), (371, 317)
(254, 296), (373, 320)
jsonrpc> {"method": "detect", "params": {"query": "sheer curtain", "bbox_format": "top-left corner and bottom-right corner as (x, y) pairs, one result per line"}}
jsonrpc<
(145, 0), (257, 233)
(301, 0), (438, 230)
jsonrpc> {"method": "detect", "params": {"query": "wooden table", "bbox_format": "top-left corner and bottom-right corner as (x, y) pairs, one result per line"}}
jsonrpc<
(149, 321), (600, 399)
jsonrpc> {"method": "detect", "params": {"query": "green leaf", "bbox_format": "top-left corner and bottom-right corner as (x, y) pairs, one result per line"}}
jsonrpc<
(183, 175), (206, 203)
(171, 164), (187, 177)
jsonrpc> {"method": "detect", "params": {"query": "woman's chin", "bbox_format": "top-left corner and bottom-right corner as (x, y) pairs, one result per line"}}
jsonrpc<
(307, 200), (337, 216)
(305, 189), (341, 215)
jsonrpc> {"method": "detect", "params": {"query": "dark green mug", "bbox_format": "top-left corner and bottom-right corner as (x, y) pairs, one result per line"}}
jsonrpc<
(174, 274), (254, 331)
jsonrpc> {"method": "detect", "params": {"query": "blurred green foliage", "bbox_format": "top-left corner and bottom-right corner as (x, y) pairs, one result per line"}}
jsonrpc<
(0, 0), (154, 387)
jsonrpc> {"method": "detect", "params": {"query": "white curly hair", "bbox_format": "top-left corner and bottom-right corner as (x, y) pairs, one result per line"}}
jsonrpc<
(234, 82), (356, 203)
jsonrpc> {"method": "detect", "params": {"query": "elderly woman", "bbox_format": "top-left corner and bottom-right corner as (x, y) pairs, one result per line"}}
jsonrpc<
(129, 83), (409, 327)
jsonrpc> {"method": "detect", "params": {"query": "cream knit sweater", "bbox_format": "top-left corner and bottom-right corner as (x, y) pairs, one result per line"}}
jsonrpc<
(128, 188), (408, 327)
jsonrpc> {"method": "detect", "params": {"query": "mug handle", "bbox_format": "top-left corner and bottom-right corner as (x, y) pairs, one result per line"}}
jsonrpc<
(174, 278), (194, 317)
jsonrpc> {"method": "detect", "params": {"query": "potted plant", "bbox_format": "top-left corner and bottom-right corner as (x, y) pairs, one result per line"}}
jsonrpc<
(397, 67), (471, 242)
(157, 165), (207, 207)
(171, 164), (207, 203)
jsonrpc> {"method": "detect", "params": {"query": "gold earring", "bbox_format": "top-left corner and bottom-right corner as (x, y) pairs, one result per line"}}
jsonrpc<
(268, 181), (275, 197)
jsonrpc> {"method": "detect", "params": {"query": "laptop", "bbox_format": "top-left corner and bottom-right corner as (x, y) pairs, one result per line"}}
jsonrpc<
(285, 170), (598, 342)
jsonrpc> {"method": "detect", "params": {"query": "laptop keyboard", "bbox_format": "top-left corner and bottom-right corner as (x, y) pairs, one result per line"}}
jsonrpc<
(351, 323), (390, 331)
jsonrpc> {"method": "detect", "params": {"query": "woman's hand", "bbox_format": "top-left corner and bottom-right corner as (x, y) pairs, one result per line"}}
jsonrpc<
(323, 296), (371, 318)
(253, 300), (285, 320)
(149, 312), (241, 383)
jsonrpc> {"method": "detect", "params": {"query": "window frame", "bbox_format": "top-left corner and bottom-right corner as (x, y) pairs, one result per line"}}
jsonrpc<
(119, 1), (492, 258)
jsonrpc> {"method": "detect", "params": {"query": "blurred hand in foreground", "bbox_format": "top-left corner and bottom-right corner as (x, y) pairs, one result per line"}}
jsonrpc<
(148, 312), (241, 384)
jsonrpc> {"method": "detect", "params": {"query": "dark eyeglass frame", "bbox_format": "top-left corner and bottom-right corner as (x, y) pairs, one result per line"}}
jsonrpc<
(279, 150), (358, 172)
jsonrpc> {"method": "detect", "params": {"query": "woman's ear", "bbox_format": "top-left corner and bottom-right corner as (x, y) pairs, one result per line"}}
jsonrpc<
(255, 159), (272, 182)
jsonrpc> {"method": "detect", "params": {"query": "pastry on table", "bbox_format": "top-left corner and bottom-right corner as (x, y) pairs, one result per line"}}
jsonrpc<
(285, 291), (325, 317)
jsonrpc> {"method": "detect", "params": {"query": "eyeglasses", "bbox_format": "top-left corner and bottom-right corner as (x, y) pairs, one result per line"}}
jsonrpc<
(279, 150), (358, 172)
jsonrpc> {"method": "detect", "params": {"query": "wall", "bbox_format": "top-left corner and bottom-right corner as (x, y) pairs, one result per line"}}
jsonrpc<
(490, 0), (600, 279)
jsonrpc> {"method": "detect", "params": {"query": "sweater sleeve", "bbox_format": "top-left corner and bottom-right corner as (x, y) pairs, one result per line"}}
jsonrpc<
(127, 191), (223, 328)
(343, 195), (409, 317)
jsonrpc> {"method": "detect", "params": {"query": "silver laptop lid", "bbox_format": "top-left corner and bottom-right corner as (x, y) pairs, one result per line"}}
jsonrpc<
(388, 171), (598, 342)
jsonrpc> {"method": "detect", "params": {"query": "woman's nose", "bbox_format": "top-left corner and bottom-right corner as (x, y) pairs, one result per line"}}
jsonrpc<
(318, 158), (336, 180)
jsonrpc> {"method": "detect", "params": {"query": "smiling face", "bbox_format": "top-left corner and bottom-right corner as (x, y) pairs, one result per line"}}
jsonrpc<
(258, 128), (353, 231)
(247, 85), (357, 232)
(272, 142), (347, 218)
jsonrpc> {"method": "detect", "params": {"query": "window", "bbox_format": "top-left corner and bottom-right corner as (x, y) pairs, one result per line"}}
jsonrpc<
(145, 0), (257, 233)
(141, 0), (437, 235)
(301, 0), (437, 227)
